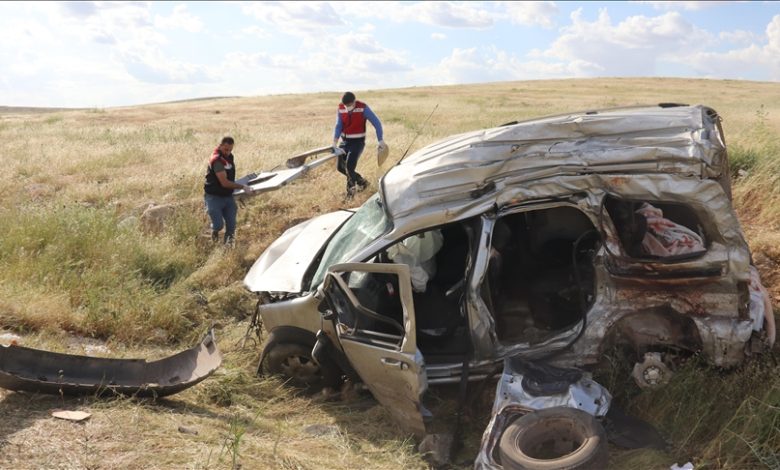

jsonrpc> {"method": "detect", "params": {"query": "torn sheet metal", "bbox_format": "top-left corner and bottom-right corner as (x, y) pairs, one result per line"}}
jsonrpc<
(474, 357), (611, 469)
(234, 148), (337, 198)
(0, 330), (221, 397)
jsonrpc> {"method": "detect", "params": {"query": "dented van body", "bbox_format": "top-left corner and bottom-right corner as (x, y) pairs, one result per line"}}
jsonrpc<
(244, 104), (773, 438)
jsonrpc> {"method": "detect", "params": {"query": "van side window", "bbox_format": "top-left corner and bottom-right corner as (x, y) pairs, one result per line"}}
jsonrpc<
(604, 196), (707, 259)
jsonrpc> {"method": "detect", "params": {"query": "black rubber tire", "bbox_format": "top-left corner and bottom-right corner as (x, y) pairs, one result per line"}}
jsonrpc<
(498, 407), (608, 470)
(263, 341), (340, 391)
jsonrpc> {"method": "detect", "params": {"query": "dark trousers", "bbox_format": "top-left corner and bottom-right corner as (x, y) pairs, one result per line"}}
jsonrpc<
(204, 194), (237, 241)
(337, 137), (366, 189)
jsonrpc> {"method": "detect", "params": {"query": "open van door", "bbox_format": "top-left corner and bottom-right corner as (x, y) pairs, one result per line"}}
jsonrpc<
(322, 262), (427, 437)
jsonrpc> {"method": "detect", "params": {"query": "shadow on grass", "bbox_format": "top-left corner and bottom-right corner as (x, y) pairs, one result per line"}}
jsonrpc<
(0, 391), (84, 452)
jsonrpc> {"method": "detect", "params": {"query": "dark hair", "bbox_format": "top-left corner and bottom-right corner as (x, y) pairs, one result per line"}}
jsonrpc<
(221, 136), (234, 145)
(341, 92), (356, 105)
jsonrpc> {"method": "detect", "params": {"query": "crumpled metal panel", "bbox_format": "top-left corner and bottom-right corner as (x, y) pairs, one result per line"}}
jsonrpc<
(234, 153), (337, 198)
(474, 358), (612, 469)
(382, 105), (724, 221)
(244, 210), (353, 293)
(0, 330), (222, 397)
(441, 173), (751, 363)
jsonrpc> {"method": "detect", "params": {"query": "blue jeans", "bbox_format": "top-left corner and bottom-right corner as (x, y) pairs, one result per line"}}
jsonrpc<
(337, 138), (366, 190)
(204, 194), (237, 241)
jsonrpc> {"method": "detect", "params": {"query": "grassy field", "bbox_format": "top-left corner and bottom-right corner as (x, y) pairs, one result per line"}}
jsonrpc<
(0, 77), (779, 469)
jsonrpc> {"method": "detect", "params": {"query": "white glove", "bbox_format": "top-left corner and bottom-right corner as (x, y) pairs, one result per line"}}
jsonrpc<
(333, 138), (339, 148)
(332, 146), (346, 156)
(378, 140), (387, 152)
(242, 184), (253, 194)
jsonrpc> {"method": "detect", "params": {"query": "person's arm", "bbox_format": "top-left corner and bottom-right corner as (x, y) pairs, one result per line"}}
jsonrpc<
(215, 171), (247, 190)
(211, 160), (250, 191)
(333, 112), (343, 148)
(364, 105), (383, 142)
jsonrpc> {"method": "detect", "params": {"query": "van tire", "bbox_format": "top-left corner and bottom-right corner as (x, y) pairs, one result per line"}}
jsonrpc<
(263, 341), (341, 391)
(498, 407), (608, 470)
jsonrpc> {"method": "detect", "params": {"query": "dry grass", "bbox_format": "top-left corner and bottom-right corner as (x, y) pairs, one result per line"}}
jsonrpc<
(0, 77), (779, 468)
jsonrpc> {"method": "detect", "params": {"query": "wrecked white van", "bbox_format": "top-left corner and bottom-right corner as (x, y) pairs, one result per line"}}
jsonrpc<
(243, 104), (773, 467)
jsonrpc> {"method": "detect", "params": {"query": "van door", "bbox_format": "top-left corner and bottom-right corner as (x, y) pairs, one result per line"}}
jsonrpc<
(321, 262), (427, 437)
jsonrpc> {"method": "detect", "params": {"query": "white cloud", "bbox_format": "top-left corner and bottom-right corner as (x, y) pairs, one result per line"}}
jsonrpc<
(428, 46), (599, 85)
(241, 25), (271, 39)
(241, 1), (345, 33)
(349, 1), (494, 29)
(431, 33), (447, 40)
(154, 4), (204, 33)
(535, 8), (714, 76)
(504, 1), (559, 28)
(120, 50), (216, 84)
(224, 30), (411, 94)
(0, 1), (216, 105)
(684, 15), (780, 80)
(719, 29), (761, 46)
(636, 1), (724, 11)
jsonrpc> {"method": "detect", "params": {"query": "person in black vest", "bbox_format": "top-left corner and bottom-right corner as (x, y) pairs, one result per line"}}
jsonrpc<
(203, 136), (252, 244)
(332, 91), (386, 199)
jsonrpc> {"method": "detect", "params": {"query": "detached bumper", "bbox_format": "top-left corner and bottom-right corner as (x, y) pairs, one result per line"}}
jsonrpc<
(0, 330), (222, 397)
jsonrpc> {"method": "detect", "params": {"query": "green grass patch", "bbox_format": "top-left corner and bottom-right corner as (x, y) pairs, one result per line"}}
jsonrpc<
(0, 203), (212, 341)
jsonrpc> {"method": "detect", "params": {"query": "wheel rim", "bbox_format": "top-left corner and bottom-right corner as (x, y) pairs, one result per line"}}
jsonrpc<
(279, 354), (321, 384)
(516, 419), (587, 459)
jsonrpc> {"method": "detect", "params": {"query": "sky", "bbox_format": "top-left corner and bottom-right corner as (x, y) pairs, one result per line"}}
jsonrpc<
(1, 1), (779, 108)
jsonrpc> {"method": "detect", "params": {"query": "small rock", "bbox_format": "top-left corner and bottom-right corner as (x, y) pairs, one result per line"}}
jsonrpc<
(303, 424), (339, 437)
(178, 426), (198, 435)
(140, 203), (177, 234)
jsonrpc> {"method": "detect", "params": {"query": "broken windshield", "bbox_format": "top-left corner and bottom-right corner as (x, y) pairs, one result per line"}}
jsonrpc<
(310, 194), (392, 289)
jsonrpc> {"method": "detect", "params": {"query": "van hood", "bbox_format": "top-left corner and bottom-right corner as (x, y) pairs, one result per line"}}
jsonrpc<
(243, 210), (353, 293)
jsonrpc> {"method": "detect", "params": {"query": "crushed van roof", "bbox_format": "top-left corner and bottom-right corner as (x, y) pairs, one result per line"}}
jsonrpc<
(381, 104), (726, 220)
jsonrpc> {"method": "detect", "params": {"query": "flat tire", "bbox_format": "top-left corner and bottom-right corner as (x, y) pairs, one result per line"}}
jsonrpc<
(498, 407), (608, 470)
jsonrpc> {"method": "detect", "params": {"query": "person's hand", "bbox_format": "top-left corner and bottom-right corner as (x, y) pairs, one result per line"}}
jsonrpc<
(377, 140), (388, 152)
(332, 138), (339, 149)
(332, 146), (346, 156)
(242, 184), (253, 194)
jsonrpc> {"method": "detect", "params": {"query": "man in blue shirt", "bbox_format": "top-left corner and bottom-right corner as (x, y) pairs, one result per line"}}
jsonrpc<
(332, 92), (386, 199)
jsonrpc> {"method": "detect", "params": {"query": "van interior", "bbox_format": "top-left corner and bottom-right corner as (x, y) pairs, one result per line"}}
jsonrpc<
(337, 220), (476, 363)
(486, 206), (599, 345)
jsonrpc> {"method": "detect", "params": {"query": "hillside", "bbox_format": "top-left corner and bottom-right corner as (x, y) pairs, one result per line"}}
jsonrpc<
(0, 77), (778, 469)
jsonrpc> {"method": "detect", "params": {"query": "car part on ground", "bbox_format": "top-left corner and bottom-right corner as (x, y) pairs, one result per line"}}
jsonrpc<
(475, 357), (611, 469)
(632, 352), (673, 389)
(498, 407), (608, 470)
(0, 330), (221, 397)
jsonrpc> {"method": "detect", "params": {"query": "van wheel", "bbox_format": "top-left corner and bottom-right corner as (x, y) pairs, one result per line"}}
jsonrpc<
(498, 407), (608, 470)
(632, 352), (673, 389)
(264, 342), (340, 391)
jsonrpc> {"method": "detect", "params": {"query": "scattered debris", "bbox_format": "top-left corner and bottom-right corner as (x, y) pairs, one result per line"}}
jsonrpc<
(671, 463), (694, 470)
(419, 433), (454, 467)
(302, 424), (340, 437)
(0, 332), (22, 346)
(52, 410), (91, 422)
(178, 426), (198, 435)
(0, 330), (222, 397)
